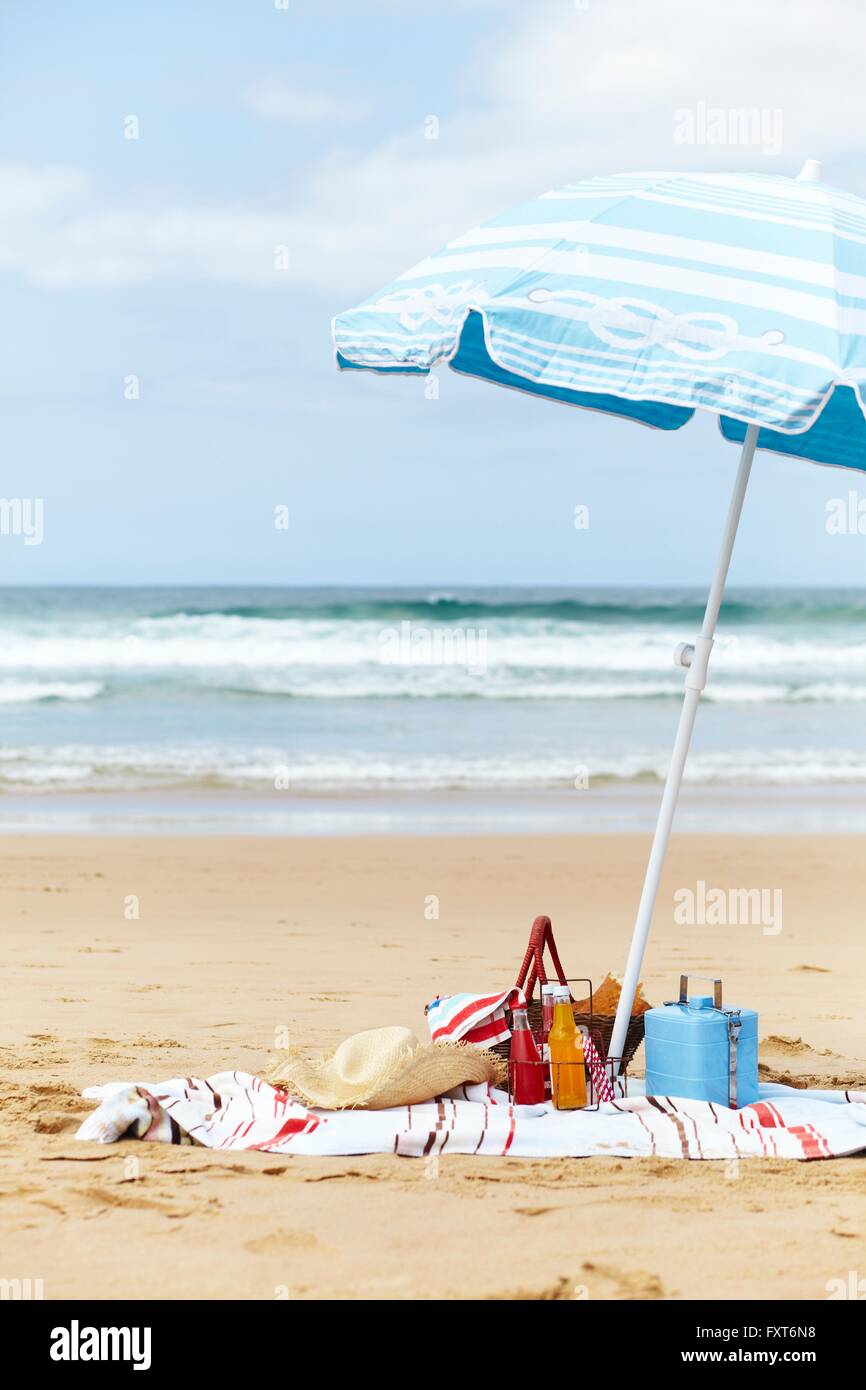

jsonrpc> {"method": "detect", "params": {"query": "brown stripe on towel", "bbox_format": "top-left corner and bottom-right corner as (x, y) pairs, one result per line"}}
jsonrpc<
(629, 1104), (658, 1156)
(473, 1100), (489, 1154)
(646, 1096), (691, 1158)
(664, 1104), (692, 1159)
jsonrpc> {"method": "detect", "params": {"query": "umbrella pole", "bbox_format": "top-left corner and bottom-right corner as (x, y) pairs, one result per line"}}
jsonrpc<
(608, 423), (760, 1073)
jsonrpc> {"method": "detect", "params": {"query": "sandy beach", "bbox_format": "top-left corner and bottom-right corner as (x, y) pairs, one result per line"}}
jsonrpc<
(2, 831), (864, 1302)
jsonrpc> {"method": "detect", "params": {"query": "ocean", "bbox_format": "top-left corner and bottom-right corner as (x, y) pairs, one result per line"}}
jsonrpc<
(2, 585), (866, 833)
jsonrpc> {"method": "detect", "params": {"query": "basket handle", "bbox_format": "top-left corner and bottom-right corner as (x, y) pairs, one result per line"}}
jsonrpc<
(516, 915), (569, 1002)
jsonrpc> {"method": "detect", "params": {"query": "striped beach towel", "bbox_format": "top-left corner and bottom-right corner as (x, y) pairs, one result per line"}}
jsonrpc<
(75, 1073), (866, 1162)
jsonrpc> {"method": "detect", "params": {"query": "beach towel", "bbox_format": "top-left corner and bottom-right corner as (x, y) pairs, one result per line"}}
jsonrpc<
(75, 1073), (866, 1161)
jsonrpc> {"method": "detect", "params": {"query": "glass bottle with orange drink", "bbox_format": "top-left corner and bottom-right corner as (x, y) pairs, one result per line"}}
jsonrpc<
(548, 986), (587, 1109)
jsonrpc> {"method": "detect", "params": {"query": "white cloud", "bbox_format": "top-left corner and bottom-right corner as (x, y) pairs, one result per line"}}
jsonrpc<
(0, 164), (90, 215)
(4, 0), (866, 297)
(477, 0), (866, 167)
(0, 181), (299, 289)
(243, 79), (367, 124)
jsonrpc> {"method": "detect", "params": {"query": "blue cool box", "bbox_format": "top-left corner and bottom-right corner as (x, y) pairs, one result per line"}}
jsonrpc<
(645, 986), (759, 1108)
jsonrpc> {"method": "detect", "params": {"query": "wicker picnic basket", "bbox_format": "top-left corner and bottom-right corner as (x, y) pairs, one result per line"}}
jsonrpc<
(492, 915), (645, 1068)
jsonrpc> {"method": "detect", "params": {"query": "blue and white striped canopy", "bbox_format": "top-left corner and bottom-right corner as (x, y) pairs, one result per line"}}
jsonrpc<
(334, 170), (866, 471)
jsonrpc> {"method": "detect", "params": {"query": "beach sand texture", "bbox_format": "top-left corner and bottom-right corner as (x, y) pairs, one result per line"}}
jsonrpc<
(2, 833), (864, 1302)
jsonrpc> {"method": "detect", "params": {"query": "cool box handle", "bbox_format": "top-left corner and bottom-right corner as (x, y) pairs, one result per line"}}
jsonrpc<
(678, 974), (723, 1009)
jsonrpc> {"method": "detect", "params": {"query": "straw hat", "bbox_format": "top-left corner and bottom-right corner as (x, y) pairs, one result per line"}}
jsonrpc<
(263, 1026), (505, 1110)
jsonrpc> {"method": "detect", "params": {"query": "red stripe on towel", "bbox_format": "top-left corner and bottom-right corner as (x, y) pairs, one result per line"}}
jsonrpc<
(248, 1113), (320, 1151)
(462, 1017), (509, 1046)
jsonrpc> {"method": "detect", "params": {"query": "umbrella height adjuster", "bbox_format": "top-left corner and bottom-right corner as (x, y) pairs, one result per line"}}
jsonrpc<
(674, 635), (714, 691)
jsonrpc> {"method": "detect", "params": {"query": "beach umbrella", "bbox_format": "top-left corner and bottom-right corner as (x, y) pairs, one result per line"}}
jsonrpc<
(333, 160), (866, 1069)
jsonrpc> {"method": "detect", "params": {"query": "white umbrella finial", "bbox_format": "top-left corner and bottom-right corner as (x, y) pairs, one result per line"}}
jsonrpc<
(797, 158), (823, 182)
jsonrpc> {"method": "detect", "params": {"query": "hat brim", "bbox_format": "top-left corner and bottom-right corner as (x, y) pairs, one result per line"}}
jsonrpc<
(264, 1040), (505, 1110)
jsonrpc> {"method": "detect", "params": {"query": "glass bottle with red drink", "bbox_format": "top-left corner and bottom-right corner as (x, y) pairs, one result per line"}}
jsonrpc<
(508, 1006), (546, 1105)
(540, 983), (557, 1100)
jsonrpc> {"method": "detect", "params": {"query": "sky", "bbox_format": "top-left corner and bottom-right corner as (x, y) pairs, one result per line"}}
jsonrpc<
(3, 0), (866, 586)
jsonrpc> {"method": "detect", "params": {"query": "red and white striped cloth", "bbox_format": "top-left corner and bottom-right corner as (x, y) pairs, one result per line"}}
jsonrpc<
(75, 1073), (866, 1161)
(425, 987), (526, 1048)
(582, 1034), (615, 1104)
